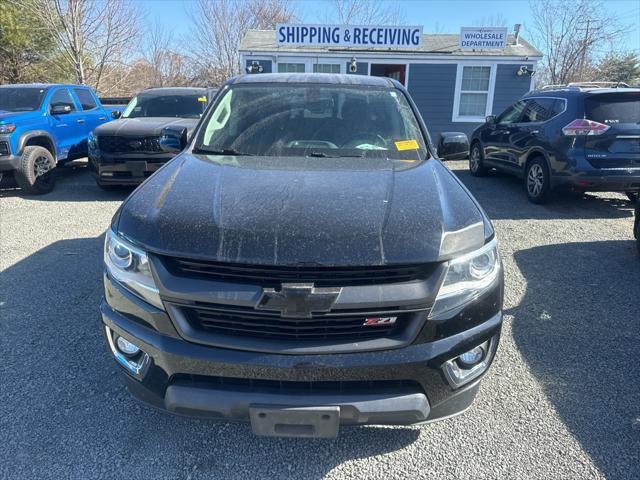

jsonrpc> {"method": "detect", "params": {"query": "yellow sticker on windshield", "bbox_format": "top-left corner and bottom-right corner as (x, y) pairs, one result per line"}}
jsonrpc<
(395, 139), (419, 151)
(198, 96), (207, 102)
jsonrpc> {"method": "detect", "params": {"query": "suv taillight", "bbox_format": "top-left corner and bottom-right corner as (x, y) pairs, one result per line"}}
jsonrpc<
(562, 119), (610, 136)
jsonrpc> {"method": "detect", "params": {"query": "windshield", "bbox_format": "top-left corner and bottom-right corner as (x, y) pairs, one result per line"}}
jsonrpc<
(195, 84), (428, 159)
(122, 93), (207, 119)
(0, 87), (47, 112)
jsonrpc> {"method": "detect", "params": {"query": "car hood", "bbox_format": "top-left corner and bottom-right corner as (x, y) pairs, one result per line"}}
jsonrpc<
(0, 111), (35, 123)
(116, 154), (488, 265)
(94, 117), (199, 136)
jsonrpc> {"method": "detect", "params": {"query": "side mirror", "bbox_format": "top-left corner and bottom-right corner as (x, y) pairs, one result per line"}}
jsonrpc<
(438, 132), (469, 161)
(159, 125), (187, 153)
(111, 110), (121, 119)
(51, 104), (72, 115)
(485, 115), (497, 124)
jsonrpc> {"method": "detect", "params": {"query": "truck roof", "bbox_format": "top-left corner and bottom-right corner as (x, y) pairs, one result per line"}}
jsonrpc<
(0, 83), (90, 89)
(140, 87), (209, 96)
(231, 73), (397, 87)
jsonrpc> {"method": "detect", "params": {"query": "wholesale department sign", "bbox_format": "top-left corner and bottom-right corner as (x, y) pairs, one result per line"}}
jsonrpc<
(276, 24), (423, 48)
(459, 27), (508, 50)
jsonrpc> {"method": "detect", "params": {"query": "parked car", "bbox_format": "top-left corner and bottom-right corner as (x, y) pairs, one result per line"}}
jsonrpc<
(89, 87), (216, 189)
(0, 83), (118, 194)
(469, 84), (640, 203)
(101, 73), (503, 438)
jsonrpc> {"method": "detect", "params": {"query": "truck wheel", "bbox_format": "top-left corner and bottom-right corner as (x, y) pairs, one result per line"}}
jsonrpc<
(525, 157), (552, 204)
(469, 143), (487, 177)
(15, 146), (56, 195)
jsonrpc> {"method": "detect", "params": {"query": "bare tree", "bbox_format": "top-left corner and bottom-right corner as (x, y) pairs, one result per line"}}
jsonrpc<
(187, 0), (296, 86)
(529, 0), (630, 85)
(472, 14), (509, 27)
(18, 0), (142, 93)
(326, 0), (405, 25)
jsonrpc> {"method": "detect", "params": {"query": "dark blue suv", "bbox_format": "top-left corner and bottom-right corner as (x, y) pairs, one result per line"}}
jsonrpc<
(469, 85), (640, 203)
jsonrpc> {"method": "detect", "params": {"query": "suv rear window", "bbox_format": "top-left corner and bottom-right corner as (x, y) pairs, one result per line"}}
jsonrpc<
(584, 92), (640, 124)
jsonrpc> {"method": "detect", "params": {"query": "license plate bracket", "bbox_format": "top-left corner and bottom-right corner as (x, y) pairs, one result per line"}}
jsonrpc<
(126, 161), (147, 176)
(249, 405), (340, 438)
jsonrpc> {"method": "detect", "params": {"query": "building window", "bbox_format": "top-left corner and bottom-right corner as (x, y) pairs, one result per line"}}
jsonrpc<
(313, 64), (340, 74)
(453, 64), (495, 122)
(278, 63), (305, 73)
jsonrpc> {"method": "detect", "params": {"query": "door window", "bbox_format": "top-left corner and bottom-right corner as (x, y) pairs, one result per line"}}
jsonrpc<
(73, 88), (98, 111)
(520, 98), (558, 123)
(49, 89), (77, 112)
(496, 100), (526, 124)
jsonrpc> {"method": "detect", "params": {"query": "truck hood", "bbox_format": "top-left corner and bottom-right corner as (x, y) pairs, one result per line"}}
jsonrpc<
(116, 153), (488, 265)
(0, 111), (35, 123)
(94, 117), (199, 136)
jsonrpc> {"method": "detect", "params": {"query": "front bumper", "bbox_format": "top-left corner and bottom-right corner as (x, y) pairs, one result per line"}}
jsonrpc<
(90, 153), (172, 185)
(100, 274), (502, 428)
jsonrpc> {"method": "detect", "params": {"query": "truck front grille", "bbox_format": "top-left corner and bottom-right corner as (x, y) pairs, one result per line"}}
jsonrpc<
(162, 257), (435, 287)
(98, 135), (162, 153)
(173, 301), (405, 341)
(0, 141), (9, 156)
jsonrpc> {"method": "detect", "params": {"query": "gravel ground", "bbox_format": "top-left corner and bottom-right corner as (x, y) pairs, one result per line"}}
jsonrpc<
(1, 159), (638, 480)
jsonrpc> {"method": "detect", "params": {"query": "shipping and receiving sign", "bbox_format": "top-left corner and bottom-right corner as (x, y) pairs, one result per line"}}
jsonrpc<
(459, 27), (508, 50)
(276, 24), (423, 48)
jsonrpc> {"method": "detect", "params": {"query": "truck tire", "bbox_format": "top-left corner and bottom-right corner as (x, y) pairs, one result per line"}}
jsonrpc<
(15, 146), (56, 195)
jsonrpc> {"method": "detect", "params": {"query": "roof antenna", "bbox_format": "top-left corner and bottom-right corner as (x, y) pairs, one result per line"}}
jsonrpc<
(513, 24), (521, 46)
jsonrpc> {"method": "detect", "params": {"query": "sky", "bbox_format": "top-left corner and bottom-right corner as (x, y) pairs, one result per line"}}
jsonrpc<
(142, 0), (640, 52)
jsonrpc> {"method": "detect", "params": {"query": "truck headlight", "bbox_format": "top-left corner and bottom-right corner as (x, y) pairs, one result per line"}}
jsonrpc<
(104, 229), (163, 309)
(430, 238), (500, 318)
(0, 123), (16, 134)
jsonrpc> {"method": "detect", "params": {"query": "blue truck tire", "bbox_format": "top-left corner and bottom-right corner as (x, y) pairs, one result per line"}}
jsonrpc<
(14, 146), (56, 195)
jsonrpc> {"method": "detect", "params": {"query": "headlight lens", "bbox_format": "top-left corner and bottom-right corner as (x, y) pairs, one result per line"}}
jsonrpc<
(430, 238), (500, 318)
(0, 123), (16, 134)
(104, 229), (163, 309)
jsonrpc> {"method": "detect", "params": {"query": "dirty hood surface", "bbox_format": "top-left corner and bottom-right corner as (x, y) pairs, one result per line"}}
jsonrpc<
(94, 117), (198, 137)
(116, 153), (486, 265)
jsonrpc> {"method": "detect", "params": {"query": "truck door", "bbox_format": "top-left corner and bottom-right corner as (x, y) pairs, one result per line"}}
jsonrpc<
(47, 87), (88, 161)
(73, 87), (108, 134)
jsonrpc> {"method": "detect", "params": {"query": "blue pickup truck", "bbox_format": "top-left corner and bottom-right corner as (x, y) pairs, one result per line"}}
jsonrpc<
(0, 84), (120, 194)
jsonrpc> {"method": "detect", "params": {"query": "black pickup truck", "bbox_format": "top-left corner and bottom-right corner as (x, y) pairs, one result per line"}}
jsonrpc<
(101, 74), (502, 438)
(89, 87), (215, 189)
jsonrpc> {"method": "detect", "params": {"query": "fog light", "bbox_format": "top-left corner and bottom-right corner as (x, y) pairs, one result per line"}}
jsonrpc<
(105, 326), (150, 379)
(116, 336), (140, 356)
(442, 338), (497, 388)
(457, 345), (485, 368)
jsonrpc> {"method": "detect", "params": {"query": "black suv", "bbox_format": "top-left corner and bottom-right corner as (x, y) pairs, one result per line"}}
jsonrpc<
(101, 74), (503, 438)
(89, 87), (215, 189)
(469, 85), (640, 203)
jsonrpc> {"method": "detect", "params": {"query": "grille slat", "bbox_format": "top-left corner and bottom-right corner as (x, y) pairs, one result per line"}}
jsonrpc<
(98, 135), (162, 153)
(173, 375), (423, 395)
(177, 303), (402, 341)
(163, 257), (434, 287)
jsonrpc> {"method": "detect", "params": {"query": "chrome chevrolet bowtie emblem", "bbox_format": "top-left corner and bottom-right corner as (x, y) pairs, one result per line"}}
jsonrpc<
(256, 283), (341, 318)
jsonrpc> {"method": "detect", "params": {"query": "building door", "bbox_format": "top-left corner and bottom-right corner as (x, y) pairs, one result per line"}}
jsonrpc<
(370, 64), (406, 85)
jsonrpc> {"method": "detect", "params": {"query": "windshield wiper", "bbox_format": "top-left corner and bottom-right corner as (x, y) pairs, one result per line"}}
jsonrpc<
(193, 146), (253, 156)
(306, 151), (365, 158)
